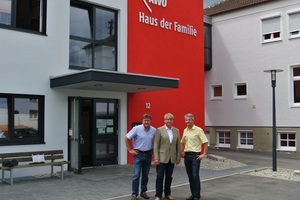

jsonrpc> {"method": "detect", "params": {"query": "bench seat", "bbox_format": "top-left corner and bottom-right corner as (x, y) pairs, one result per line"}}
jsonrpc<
(0, 150), (70, 185)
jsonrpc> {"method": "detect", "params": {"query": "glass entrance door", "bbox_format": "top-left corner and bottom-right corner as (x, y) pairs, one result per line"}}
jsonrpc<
(69, 97), (82, 174)
(95, 100), (118, 165)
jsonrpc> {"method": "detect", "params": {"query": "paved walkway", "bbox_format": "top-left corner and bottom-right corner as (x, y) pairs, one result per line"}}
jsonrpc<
(0, 149), (299, 200)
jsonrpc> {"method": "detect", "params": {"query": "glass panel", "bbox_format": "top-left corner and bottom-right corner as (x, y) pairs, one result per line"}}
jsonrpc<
(225, 138), (230, 144)
(0, 97), (8, 139)
(281, 141), (287, 146)
(248, 139), (253, 145)
(219, 138), (224, 143)
(0, 0), (11, 25)
(288, 134), (295, 140)
(70, 98), (81, 173)
(108, 103), (114, 115)
(248, 132), (253, 138)
(16, 0), (41, 31)
(96, 102), (107, 116)
(94, 45), (116, 70)
(96, 138), (115, 160)
(13, 98), (39, 138)
(69, 40), (93, 68)
(70, 6), (92, 39)
(294, 67), (300, 76)
(240, 132), (246, 138)
(289, 141), (295, 147)
(281, 134), (287, 139)
(241, 139), (246, 144)
(225, 132), (230, 137)
(237, 84), (247, 95)
(294, 80), (300, 103)
(213, 86), (222, 97)
(95, 8), (115, 42)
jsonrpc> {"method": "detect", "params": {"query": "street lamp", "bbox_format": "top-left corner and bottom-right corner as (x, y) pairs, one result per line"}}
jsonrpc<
(264, 69), (283, 171)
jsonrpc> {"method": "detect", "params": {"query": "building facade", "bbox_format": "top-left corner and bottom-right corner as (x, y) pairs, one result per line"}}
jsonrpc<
(205, 0), (300, 153)
(0, 0), (204, 178)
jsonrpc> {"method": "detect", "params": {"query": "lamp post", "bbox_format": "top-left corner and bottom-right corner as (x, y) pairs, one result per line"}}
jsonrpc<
(264, 69), (283, 171)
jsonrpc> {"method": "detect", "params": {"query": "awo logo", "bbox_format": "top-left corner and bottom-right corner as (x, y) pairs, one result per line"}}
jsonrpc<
(143, 0), (167, 13)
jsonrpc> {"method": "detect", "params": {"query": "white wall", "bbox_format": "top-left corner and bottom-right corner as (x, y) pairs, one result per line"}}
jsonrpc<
(205, 0), (300, 127)
(0, 0), (128, 177)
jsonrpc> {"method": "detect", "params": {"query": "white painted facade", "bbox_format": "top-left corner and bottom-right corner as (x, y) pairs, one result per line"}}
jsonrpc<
(0, 0), (128, 177)
(205, 0), (300, 152)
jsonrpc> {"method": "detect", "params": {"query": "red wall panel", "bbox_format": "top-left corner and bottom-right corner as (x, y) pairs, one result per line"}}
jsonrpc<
(127, 0), (204, 163)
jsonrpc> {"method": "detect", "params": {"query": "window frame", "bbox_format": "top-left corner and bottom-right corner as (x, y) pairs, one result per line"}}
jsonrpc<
(234, 82), (247, 99)
(211, 84), (223, 100)
(69, 0), (118, 71)
(288, 9), (300, 39)
(216, 129), (230, 148)
(237, 130), (253, 149)
(0, 0), (47, 34)
(260, 14), (282, 43)
(0, 93), (45, 146)
(290, 65), (300, 107)
(277, 131), (296, 151)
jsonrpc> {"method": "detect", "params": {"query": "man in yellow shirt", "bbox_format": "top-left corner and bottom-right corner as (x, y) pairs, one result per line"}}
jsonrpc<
(181, 113), (208, 200)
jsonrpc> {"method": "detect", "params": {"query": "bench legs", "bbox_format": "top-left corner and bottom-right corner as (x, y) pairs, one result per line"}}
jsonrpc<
(2, 169), (14, 185)
(51, 165), (64, 179)
(2, 165), (65, 185)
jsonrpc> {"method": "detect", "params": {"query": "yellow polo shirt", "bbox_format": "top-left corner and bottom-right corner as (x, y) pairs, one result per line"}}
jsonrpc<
(181, 125), (208, 152)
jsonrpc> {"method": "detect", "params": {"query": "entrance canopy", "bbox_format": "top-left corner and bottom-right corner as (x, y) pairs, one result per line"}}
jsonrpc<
(50, 69), (179, 93)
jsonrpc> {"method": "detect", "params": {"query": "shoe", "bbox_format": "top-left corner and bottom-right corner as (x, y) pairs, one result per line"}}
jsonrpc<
(155, 197), (161, 200)
(140, 192), (150, 199)
(186, 196), (193, 200)
(165, 195), (175, 200)
(131, 194), (137, 200)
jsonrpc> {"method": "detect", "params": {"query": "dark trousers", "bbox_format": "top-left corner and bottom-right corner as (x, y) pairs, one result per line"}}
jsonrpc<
(155, 160), (175, 198)
(184, 153), (201, 199)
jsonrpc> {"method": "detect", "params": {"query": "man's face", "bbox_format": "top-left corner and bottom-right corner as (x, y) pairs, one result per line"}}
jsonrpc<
(164, 118), (174, 127)
(185, 117), (194, 127)
(142, 118), (151, 128)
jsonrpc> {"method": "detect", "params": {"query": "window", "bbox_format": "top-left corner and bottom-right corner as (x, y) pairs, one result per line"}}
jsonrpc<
(291, 66), (300, 106)
(205, 129), (210, 147)
(204, 19), (212, 70)
(237, 130), (253, 149)
(234, 82), (247, 99)
(216, 130), (230, 148)
(211, 85), (222, 100)
(278, 131), (296, 151)
(288, 11), (300, 38)
(261, 15), (281, 42)
(0, 0), (46, 33)
(70, 1), (117, 71)
(0, 94), (44, 145)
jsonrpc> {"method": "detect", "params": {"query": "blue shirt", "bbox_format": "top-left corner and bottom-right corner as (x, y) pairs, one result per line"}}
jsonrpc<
(126, 124), (156, 151)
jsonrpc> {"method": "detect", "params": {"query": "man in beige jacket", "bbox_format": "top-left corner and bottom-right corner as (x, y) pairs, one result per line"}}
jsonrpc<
(153, 113), (181, 200)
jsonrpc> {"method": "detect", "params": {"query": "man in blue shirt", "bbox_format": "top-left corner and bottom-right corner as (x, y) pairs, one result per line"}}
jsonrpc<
(125, 114), (156, 200)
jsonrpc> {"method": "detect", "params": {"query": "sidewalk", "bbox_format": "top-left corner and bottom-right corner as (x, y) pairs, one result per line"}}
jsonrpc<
(0, 149), (299, 200)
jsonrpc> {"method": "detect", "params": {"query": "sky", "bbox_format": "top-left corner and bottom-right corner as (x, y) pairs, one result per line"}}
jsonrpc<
(204, 0), (224, 8)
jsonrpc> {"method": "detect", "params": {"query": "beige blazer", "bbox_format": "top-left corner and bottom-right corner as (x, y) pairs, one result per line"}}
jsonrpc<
(153, 126), (181, 164)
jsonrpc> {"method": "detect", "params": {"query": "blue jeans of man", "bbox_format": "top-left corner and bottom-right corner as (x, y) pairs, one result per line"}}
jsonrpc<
(132, 152), (152, 196)
(155, 160), (175, 198)
(184, 152), (201, 200)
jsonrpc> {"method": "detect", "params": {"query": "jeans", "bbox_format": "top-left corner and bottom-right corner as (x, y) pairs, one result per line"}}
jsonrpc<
(184, 153), (201, 199)
(132, 152), (152, 195)
(155, 160), (175, 198)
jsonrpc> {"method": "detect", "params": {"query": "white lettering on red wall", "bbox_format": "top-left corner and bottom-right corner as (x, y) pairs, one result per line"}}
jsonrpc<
(140, 0), (197, 36)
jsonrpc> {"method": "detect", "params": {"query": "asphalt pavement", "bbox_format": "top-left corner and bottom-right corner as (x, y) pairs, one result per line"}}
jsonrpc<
(0, 149), (299, 200)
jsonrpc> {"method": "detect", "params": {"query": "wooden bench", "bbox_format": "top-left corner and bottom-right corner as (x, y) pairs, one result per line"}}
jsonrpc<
(0, 150), (70, 185)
